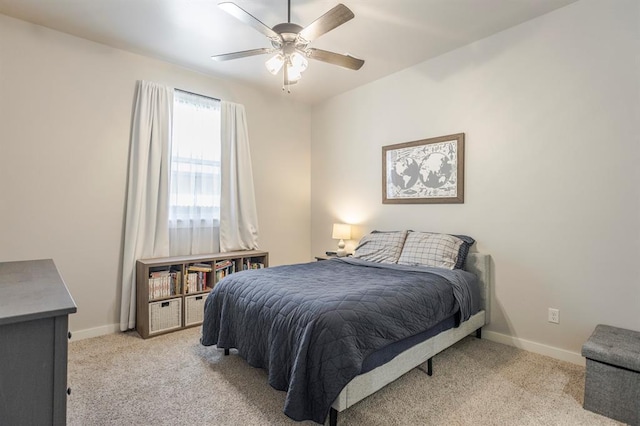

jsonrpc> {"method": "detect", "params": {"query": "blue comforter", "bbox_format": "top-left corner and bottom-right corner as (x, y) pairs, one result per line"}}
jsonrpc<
(200, 258), (478, 424)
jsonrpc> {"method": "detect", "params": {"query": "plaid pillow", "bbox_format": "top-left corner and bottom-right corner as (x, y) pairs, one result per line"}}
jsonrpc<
(397, 232), (474, 270)
(451, 234), (475, 269)
(352, 230), (408, 264)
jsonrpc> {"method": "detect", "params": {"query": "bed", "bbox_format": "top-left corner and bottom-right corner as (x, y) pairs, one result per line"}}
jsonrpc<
(201, 231), (491, 425)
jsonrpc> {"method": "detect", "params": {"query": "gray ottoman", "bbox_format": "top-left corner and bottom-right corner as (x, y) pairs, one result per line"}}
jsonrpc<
(582, 324), (640, 425)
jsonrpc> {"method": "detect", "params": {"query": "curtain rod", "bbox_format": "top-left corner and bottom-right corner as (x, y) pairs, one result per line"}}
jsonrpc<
(175, 88), (220, 102)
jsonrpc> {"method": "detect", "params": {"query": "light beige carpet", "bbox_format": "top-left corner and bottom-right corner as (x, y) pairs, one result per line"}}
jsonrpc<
(68, 327), (621, 425)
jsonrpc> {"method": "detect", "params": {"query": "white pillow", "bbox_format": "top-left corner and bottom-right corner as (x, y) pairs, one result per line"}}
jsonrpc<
(397, 232), (464, 269)
(352, 230), (408, 264)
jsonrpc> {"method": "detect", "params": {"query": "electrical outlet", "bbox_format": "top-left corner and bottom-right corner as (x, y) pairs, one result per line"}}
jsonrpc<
(548, 308), (559, 324)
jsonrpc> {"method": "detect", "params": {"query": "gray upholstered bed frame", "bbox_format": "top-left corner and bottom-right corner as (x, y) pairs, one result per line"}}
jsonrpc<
(328, 253), (491, 425)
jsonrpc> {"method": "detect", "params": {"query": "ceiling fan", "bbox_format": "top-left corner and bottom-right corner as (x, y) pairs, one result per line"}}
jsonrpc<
(212, 1), (365, 91)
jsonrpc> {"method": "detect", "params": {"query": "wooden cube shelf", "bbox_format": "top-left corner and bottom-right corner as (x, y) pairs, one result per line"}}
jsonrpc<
(136, 250), (268, 338)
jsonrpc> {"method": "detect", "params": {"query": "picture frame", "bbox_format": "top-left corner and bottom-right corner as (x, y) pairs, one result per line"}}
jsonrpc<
(382, 133), (465, 204)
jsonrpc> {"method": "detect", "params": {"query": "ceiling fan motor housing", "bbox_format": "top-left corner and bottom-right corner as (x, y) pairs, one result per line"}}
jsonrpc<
(272, 23), (305, 43)
(272, 22), (303, 36)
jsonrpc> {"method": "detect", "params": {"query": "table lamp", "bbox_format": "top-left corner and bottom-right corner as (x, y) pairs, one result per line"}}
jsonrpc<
(332, 223), (351, 257)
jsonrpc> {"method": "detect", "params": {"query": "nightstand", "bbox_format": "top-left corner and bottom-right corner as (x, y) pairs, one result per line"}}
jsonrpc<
(315, 255), (337, 261)
(315, 254), (352, 261)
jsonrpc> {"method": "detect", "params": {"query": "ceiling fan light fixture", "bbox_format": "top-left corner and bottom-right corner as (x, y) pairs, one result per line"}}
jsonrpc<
(216, 2), (365, 91)
(265, 53), (284, 75)
(290, 52), (308, 73)
(286, 61), (303, 82)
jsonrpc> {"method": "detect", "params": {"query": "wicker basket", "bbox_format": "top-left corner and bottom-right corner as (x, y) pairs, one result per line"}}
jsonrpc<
(185, 294), (207, 326)
(149, 298), (182, 334)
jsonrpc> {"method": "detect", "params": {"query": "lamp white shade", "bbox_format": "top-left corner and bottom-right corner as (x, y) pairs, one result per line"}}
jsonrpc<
(332, 223), (351, 257)
(332, 223), (351, 240)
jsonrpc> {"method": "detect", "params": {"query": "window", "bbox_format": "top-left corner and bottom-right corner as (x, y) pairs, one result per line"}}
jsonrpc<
(170, 90), (221, 227)
(169, 90), (221, 255)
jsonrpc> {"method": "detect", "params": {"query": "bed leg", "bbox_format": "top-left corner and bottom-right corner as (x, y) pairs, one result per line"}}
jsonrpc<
(475, 328), (482, 339)
(418, 357), (433, 376)
(224, 348), (229, 356)
(417, 357), (433, 376)
(329, 408), (338, 426)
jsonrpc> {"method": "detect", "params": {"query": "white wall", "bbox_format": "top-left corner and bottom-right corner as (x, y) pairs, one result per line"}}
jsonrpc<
(0, 14), (311, 337)
(311, 0), (640, 362)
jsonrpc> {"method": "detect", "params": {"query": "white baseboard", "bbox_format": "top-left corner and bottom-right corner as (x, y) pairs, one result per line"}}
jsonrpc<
(70, 323), (121, 342)
(69, 324), (584, 366)
(483, 330), (585, 366)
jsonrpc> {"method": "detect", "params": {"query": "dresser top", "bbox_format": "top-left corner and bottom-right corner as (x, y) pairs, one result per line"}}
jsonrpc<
(0, 259), (77, 325)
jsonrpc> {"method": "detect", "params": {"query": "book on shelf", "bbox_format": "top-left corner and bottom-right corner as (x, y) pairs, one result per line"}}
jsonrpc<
(148, 269), (180, 300)
(215, 269), (228, 281)
(243, 259), (265, 270)
(185, 270), (210, 293)
(183, 263), (215, 293)
(188, 263), (213, 273)
(214, 260), (234, 270)
(214, 259), (236, 282)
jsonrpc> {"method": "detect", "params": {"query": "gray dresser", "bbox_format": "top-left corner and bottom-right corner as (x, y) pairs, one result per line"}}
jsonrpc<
(0, 259), (77, 425)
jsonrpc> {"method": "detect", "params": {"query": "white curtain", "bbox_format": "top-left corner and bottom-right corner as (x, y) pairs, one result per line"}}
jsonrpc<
(219, 101), (259, 251)
(119, 81), (173, 331)
(169, 91), (221, 256)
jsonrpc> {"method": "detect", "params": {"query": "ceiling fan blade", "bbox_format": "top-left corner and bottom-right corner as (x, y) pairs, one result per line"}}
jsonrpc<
(298, 4), (354, 42)
(219, 2), (280, 40)
(211, 48), (273, 61)
(308, 48), (364, 70)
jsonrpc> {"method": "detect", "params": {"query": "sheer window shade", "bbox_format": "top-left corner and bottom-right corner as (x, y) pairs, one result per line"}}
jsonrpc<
(169, 90), (221, 255)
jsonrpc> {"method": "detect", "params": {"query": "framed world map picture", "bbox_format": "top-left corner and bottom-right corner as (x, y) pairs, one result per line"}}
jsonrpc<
(382, 133), (465, 204)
